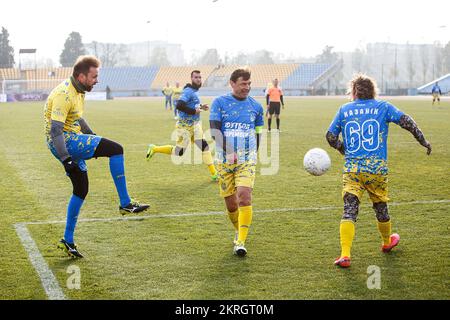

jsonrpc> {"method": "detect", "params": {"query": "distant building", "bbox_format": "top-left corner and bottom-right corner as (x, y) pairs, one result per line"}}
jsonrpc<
(84, 40), (185, 67)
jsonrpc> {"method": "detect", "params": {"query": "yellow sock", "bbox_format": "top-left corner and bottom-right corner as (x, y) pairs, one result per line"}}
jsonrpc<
(228, 210), (239, 231)
(153, 145), (174, 155)
(207, 164), (217, 176)
(340, 220), (355, 258)
(202, 151), (217, 175)
(377, 220), (392, 246)
(238, 206), (252, 244)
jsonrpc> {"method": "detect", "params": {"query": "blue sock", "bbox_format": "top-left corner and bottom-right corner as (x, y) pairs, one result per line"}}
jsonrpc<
(110, 154), (131, 207)
(64, 195), (84, 244)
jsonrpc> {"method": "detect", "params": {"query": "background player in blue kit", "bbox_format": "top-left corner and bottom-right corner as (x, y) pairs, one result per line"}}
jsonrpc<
(146, 70), (218, 181)
(326, 74), (432, 268)
(431, 82), (442, 106)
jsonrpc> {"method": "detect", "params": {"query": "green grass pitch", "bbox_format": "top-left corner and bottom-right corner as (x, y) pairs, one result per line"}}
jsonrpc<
(0, 97), (449, 299)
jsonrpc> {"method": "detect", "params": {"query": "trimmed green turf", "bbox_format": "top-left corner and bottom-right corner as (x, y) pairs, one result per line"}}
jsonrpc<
(0, 97), (449, 299)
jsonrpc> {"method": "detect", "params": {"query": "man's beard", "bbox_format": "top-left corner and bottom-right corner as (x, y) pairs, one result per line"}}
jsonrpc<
(192, 81), (202, 89)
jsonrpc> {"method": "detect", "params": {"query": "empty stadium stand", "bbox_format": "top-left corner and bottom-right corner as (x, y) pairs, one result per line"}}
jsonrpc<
(0, 68), (20, 80)
(94, 66), (159, 92)
(283, 63), (333, 89)
(151, 66), (216, 89)
(1, 62), (343, 97)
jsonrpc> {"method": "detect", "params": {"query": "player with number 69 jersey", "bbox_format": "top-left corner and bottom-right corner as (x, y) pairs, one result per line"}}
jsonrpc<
(325, 74), (432, 268)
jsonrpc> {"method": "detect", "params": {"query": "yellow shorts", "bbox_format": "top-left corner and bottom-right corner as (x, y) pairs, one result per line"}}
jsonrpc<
(342, 172), (389, 203)
(175, 121), (203, 148)
(432, 93), (440, 99)
(216, 162), (256, 198)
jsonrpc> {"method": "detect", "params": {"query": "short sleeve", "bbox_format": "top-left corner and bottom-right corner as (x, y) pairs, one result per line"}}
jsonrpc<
(386, 102), (404, 124)
(210, 98), (222, 122)
(328, 109), (342, 136)
(50, 93), (71, 123)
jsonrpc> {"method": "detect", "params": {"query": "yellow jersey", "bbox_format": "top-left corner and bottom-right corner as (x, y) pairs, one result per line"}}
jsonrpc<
(172, 86), (183, 100)
(44, 78), (85, 139)
(162, 86), (173, 96)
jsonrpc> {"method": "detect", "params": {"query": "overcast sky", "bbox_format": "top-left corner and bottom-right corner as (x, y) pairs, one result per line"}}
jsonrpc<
(1, 0), (449, 64)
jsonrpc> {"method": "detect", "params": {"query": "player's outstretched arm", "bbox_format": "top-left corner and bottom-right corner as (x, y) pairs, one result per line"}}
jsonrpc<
(399, 115), (432, 155)
(78, 118), (95, 135)
(326, 131), (345, 155)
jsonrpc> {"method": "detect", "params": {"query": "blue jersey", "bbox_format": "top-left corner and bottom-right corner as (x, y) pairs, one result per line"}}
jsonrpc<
(432, 84), (441, 94)
(328, 99), (404, 175)
(177, 85), (201, 124)
(210, 93), (264, 163)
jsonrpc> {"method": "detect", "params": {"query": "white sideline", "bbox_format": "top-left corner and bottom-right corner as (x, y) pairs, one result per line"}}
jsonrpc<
(14, 198), (450, 300)
(14, 223), (66, 300)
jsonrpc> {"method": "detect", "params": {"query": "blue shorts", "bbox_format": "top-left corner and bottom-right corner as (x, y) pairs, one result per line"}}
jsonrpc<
(48, 132), (102, 172)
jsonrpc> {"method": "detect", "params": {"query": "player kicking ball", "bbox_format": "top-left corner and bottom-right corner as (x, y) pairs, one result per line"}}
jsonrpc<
(210, 69), (264, 257)
(326, 74), (432, 268)
(44, 56), (149, 258)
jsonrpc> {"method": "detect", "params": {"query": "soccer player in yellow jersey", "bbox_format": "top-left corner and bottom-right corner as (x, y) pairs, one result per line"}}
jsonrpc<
(210, 69), (264, 256)
(146, 71), (218, 181)
(172, 82), (183, 120)
(45, 55), (149, 258)
(162, 82), (173, 110)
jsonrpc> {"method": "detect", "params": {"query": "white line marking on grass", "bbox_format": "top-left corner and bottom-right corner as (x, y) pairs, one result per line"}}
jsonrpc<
(22, 199), (450, 226)
(14, 223), (66, 300)
(15, 198), (450, 300)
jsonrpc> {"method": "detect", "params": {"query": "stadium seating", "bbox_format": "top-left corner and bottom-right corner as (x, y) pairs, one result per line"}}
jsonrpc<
(0, 68), (20, 80)
(1, 62), (342, 95)
(282, 63), (332, 89)
(151, 66), (216, 89)
(204, 64), (299, 88)
(94, 66), (159, 91)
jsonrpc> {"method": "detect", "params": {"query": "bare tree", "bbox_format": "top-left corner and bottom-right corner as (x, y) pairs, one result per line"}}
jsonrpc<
(352, 48), (364, 73)
(150, 46), (170, 66)
(420, 44), (429, 83)
(405, 42), (416, 88)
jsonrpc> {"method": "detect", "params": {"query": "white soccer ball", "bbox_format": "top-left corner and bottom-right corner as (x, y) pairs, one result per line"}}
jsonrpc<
(303, 148), (331, 176)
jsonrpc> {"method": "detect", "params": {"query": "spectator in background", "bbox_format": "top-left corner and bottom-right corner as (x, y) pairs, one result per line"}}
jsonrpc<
(162, 82), (173, 111)
(172, 82), (182, 120)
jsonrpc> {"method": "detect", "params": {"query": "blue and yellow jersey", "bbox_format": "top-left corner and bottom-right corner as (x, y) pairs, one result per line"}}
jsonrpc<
(328, 99), (404, 175)
(44, 78), (85, 139)
(210, 93), (264, 163)
(172, 86), (183, 100)
(177, 85), (201, 124)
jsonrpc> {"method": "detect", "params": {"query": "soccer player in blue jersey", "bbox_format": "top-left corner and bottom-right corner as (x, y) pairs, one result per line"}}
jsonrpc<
(146, 70), (218, 181)
(45, 56), (149, 258)
(431, 82), (442, 105)
(326, 74), (432, 268)
(210, 69), (264, 257)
